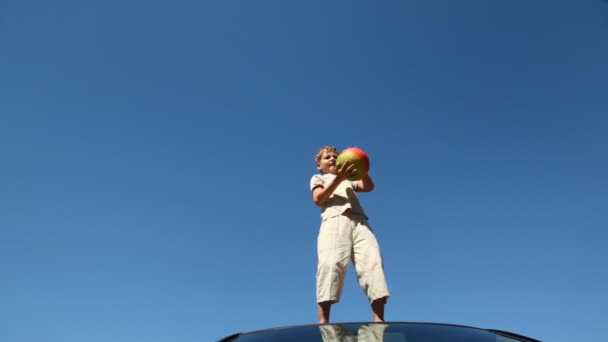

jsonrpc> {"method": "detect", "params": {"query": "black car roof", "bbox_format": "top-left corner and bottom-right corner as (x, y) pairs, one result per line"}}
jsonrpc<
(217, 321), (541, 342)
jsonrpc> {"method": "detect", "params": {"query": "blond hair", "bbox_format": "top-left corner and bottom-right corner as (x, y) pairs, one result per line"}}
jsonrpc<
(315, 145), (338, 166)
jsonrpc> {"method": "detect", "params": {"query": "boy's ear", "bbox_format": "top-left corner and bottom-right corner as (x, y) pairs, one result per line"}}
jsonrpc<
(316, 163), (322, 171)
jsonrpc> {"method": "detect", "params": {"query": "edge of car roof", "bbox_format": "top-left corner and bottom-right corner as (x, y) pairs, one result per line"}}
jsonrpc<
(217, 321), (540, 342)
(486, 328), (542, 342)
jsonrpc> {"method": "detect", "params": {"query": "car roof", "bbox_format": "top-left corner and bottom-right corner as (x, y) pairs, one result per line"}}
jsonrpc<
(217, 321), (541, 342)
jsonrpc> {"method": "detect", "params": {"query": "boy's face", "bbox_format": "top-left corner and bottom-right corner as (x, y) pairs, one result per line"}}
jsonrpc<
(317, 150), (339, 174)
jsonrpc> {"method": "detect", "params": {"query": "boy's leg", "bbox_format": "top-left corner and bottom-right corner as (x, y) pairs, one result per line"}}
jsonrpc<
(371, 297), (387, 322)
(316, 215), (353, 321)
(318, 301), (332, 323)
(352, 220), (390, 317)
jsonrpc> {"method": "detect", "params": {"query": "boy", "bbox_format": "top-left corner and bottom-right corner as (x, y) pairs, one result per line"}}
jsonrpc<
(310, 146), (390, 323)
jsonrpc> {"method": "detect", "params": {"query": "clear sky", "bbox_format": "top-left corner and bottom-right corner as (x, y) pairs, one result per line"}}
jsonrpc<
(1, 1), (607, 341)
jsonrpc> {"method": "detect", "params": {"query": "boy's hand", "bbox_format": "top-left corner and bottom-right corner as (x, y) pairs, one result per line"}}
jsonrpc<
(312, 160), (359, 206)
(335, 160), (357, 181)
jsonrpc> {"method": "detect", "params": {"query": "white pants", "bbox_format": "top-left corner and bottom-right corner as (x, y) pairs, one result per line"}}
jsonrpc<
(316, 214), (390, 304)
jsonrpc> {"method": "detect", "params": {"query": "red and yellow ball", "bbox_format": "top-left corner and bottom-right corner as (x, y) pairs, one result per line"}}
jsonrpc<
(336, 147), (370, 181)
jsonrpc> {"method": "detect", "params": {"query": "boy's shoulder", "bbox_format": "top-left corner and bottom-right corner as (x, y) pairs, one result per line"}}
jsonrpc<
(310, 173), (343, 188)
(310, 173), (335, 190)
(310, 173), (335, 181)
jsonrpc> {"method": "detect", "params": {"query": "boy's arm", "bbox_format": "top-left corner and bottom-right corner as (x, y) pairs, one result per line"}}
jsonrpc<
(312, 162), (356, 206)
(355, 174), (375, 192)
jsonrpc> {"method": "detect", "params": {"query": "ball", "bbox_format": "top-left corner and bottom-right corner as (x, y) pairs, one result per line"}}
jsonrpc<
(336, 147), (370, 181)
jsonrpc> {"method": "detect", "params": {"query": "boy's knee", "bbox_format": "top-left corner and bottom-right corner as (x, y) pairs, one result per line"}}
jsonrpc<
(372, 296), (388, 305)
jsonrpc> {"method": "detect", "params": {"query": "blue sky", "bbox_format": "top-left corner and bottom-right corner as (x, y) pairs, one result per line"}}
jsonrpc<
(1, 1), (607, 341)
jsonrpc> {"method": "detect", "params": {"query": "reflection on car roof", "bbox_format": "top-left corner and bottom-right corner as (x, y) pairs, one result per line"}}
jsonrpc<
(217, 321), (542, 342)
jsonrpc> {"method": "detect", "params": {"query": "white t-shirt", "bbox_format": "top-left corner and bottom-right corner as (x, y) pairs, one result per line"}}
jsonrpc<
(309, 173), (367, 220)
